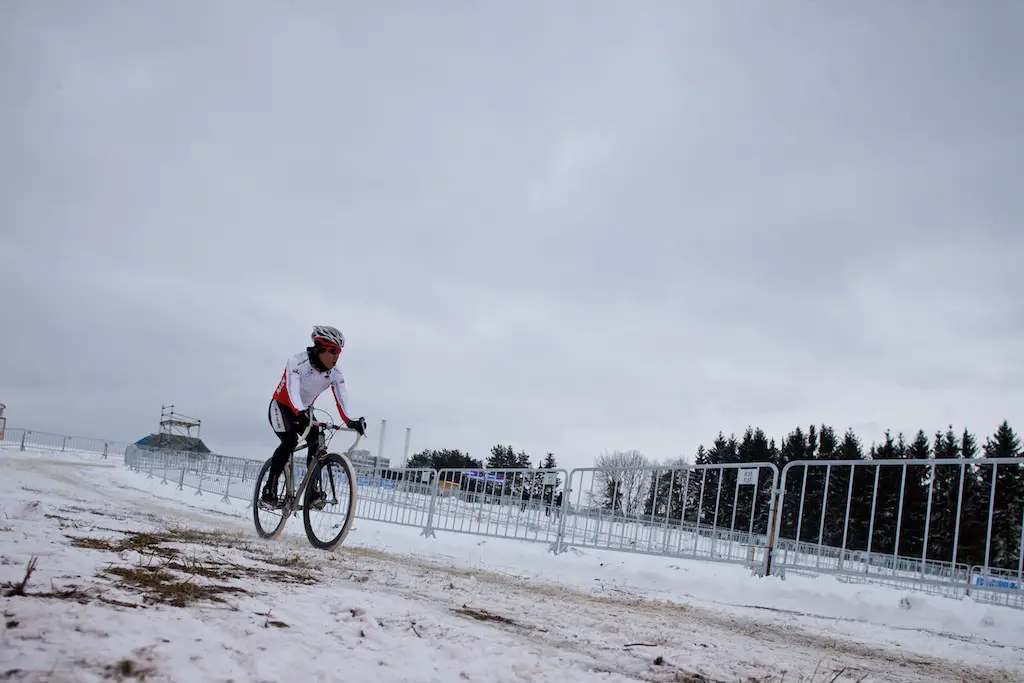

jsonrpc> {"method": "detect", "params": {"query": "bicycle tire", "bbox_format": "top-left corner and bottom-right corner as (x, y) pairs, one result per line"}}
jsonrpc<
(302, 452), (357, 550)
(253, 458), (290, 540)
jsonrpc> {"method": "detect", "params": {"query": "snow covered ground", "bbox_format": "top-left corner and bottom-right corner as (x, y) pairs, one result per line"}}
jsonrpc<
(2, 449), (1023, 682)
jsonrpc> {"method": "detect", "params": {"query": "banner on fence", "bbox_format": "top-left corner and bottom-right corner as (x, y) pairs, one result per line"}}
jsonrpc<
(357, 475), (399, 490)
(971, 574), (1020, 591)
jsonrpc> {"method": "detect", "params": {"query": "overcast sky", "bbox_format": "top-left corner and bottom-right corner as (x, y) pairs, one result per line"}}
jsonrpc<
(1, 2), (1021, 471)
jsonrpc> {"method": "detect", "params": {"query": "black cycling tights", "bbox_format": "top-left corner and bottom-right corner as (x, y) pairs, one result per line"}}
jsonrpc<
(267, 400), (320, 487)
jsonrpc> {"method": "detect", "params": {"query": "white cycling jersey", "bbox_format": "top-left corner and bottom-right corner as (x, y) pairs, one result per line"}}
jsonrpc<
(272, 350), (351, 422)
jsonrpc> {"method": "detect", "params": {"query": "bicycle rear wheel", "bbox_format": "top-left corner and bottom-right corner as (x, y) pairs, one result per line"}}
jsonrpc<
(302, 452), (357, 550)
(253, 458), (290, 540)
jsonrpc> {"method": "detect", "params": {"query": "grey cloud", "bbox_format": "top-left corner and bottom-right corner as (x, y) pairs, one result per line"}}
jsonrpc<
(1, 2), (1021, 471)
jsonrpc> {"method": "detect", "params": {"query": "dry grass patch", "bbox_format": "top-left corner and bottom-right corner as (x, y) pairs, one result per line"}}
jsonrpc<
(249, 552), (317, 571)
(101, 560), (248, 608)
(7, 524), (324, 614)
(66, 527), (247, 558)
(2, 556), (130, 608)
(67, 533), (180, 559)
(452, 605), (527, 629)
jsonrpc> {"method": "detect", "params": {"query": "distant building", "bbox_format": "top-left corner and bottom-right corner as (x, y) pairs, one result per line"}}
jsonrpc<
(349, 448), (390, 474)
(134, 433), (212, 454)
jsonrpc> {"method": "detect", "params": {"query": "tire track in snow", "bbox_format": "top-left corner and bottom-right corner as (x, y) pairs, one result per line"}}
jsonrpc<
(325, 546), (1021, 683)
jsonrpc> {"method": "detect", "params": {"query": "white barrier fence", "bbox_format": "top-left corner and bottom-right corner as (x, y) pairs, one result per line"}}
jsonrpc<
(771, 457), (1024, 610)
(4, 425), (1022, 610)
(1, 426), (131, 459)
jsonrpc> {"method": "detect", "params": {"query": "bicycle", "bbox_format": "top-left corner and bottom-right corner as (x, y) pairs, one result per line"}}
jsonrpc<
(252, 411), (365, 550)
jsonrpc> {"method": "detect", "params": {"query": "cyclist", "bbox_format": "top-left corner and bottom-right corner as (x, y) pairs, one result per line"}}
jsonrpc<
(262, 325), (366, 507)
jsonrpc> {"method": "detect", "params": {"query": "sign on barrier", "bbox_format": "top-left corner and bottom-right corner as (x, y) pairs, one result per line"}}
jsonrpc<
(357, 475), (398, 490)
(972, 574), (1019, 590)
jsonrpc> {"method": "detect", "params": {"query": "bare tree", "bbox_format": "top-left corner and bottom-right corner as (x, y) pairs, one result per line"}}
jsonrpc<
(642, 456), (705, 520)
(593, 449), (653, 516)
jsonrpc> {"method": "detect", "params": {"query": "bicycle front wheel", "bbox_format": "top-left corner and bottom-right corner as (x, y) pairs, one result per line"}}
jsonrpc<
(302, 452), (357, 550)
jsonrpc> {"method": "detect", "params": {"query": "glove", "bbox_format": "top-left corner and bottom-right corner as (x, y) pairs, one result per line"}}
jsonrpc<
(297, 406), (315, 427)
(345, 417), (367, 436)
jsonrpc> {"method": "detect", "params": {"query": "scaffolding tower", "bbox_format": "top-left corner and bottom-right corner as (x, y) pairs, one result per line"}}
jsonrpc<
(159, 404), (201, 439)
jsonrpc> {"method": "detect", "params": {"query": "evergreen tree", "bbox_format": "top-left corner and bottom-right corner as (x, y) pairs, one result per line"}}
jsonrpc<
(644, 458), (696, 521)
(644, 463), (669, 519)
(735, 428), (774, 535)
(862, 432), (894, 553)
(793, 424), (835, 544)
(928, 426), (963, 566)
(407, 448), (482, 471)
(406, 451), (432, 469)
(699, 433), (729, 464)
(691, 440), (716, 526)
(684, 420), (1021, 570)
(895, 430), (931, 559)
(983, 421), (1022, 569)
(849, 431), (896, 553)
(802, 425), (840, 546)
(806, 424), (819, 460)
(957, 427), (990, 567)
(487, 444), (531, 469)
(406, 448), (483, 489)
(817, 426), (838, 460)
(485, 444), (533, 496)
(824, 428), (865, 549)
(779, 427), (808, 469)
(777, 427), (810, 538)
(703, 433), (739, 528)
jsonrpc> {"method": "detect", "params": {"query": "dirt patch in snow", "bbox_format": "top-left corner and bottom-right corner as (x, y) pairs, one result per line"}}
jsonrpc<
(4, 524), (325, 613)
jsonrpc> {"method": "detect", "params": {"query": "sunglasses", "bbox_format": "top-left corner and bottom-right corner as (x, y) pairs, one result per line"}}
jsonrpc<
(314, 339), (342, 355)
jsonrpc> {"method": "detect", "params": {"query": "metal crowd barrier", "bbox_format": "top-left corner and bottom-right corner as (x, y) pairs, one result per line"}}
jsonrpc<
(1, 426), (130, 459)
(770, 457), (1024, 609)
(9, 426), (1024, 609)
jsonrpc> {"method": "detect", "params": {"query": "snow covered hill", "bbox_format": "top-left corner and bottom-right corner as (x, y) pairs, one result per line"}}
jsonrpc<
(2, 449), (1022, 682)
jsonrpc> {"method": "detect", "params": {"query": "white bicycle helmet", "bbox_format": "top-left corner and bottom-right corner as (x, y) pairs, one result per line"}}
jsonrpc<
(311, 325), (345, 350)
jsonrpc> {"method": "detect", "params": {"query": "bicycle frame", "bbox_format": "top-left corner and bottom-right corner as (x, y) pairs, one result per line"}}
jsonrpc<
(283, 419), (363, 511)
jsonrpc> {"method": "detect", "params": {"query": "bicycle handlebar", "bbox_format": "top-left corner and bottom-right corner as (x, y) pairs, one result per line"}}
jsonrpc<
(314, 422), (365, 433)
(295, 413), (366, 450)
(308, 419), (367, 436)
(295, 418), (365, 456)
